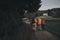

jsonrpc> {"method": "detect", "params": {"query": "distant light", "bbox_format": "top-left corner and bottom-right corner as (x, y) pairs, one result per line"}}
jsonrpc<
(43, 13), (48, 16)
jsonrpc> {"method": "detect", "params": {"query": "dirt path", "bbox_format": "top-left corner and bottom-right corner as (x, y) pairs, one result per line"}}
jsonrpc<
(23, 19), (60, 40)
(31, 31), (60, 40)
(25, 23), (60, 40)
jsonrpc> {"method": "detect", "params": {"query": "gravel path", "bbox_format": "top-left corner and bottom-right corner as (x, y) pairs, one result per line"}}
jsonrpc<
(31, 31), (60, 40)
(23, 19), (60, 40)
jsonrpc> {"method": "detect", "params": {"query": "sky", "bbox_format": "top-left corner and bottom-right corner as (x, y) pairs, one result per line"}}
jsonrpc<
(39, 0), (60, 10)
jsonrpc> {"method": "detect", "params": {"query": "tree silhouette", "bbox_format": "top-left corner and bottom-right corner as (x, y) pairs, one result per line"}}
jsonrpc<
(8, 0), (41, 17)
(0, 0), (41, 40)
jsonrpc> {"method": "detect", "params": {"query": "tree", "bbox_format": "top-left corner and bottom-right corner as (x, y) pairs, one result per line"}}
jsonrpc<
(1, 0), (41, 18)
(0, 0), (41, 40)
(8, 0), (41, 17)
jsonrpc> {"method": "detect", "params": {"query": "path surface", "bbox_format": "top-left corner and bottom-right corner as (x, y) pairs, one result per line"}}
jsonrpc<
(23, 18), (60, 40)
(26, 24), (60, 40)
(31, 31), (60, 40)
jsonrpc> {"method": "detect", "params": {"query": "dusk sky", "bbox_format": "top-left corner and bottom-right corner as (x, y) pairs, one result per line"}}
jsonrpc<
(39, 0), (60, 10)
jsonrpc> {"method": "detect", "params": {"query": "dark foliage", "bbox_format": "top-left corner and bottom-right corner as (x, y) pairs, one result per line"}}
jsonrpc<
(47, 8), (60, 17)
(8, 0), (41, 12)
(0, 0), (41, 17)
(0, 0), (41, 40)
(34, 8), (60, 18)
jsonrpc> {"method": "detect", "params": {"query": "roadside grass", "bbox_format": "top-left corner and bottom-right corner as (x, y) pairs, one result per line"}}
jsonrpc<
(45, 21), (60, 37)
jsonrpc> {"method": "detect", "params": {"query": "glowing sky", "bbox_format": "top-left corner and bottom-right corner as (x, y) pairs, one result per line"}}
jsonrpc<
(39, 0), (60, 10)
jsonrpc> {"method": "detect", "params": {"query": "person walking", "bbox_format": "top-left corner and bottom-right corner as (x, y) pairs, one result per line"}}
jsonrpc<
(41, 18), (45, 30)
(30, 18), (37, 32)
(37, 18), (42, 31)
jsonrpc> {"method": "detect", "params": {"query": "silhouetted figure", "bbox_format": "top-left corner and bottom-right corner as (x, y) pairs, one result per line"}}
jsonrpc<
(41, 18), (45, 30)
(37, 18), (42, 31)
